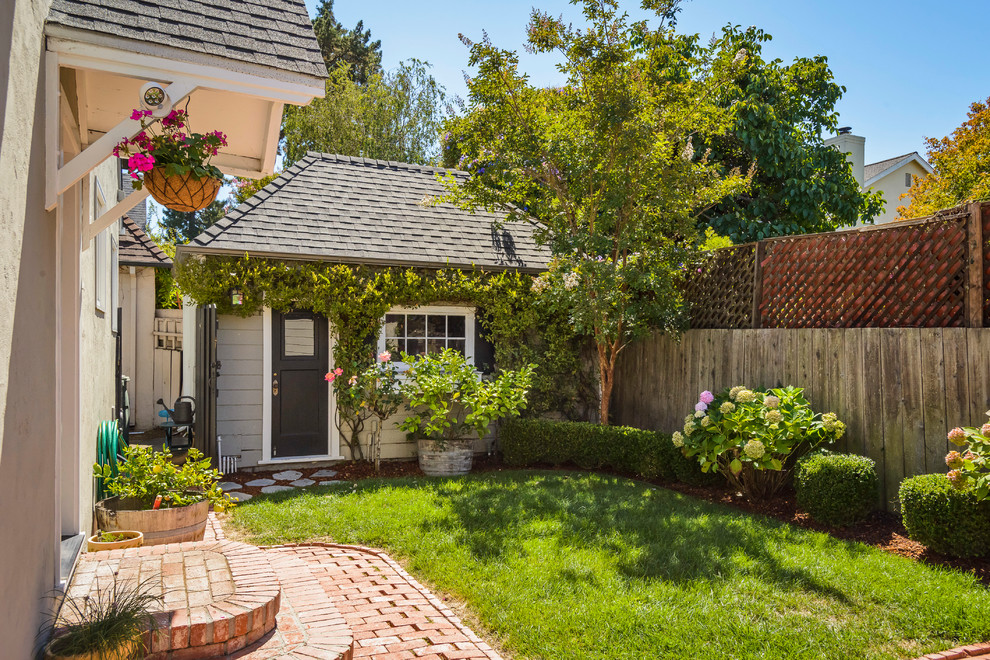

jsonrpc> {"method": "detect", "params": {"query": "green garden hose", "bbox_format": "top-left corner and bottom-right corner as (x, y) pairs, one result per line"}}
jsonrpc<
(95, 420), (127, 501)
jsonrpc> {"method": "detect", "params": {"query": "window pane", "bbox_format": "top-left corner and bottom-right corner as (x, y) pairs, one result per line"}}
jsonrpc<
(283, 317), (315, 356)
(427, 338), (446, 354)
(385, 337), (404, 354)
(427, 315), (446, 338)
(448, 339), (466, 356)
(407, 315), (426, 337)
(384, 314), (404, 338)
(407, 338), (426, 356)
(447, 315), (466, 338)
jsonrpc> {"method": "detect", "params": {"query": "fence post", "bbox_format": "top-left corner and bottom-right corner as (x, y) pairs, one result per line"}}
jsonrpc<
(751, 241), (765, 329)
(966, 202), (984, 328)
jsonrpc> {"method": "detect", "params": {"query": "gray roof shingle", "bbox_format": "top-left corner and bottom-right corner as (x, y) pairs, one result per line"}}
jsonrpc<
(119, 216), (172, 268)
(47, 0), (326, 82)
(864, 152), (921, 182)
(185, 153), (548, 272)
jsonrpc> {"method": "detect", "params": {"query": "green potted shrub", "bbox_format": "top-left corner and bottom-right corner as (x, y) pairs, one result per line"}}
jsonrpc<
(93, 445), (234, 545)
(400, 348), (535, 476)
(676, 386), (846, 500)
(40, 576), (160, 660)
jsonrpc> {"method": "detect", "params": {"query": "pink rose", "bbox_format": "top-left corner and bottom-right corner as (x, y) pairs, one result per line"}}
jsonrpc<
(334, 367), (343, 376)
(699, 391), (715, 405)
(325, 372), (336, 382)
(348, 375), (357, 386)
(379, 351), (391, 362)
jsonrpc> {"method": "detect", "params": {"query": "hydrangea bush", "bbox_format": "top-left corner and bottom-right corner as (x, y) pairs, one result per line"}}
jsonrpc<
(944, 411), (990, 499)
(673, 385), (845, 500)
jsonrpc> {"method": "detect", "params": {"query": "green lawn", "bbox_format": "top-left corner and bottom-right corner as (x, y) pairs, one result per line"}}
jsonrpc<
(227, 471), (990, 660)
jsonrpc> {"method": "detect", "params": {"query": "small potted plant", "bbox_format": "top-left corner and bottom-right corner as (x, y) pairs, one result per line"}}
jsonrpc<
(114, 108), (227, 212)
(86, 530), (144, 553)
(93, 445), (234, 546)
(399, 348), (535, 476)
(40, 576), (160, 660)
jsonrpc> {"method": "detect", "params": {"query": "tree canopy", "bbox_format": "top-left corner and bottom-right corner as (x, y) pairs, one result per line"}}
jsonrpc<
(698, 25), (883, 242)
(900, 96), (990, 218)
(441, 0), (750, 422)
(311, 0), (382, 83)
(157, 199), (228, 244)
(282, 59), (446, 166)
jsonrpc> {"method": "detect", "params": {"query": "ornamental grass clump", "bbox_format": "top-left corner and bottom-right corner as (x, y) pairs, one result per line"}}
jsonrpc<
(943, 410), (990, 499)
(674, 385), (845, 500)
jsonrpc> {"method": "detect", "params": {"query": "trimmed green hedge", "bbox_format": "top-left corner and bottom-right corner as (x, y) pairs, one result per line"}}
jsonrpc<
(899, 473), (990, 558)
(794, 452), (878, 526)
(499, 418), (722, 485)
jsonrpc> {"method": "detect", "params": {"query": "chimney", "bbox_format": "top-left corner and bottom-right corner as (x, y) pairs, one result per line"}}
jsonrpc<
(824, 127), (865, 186)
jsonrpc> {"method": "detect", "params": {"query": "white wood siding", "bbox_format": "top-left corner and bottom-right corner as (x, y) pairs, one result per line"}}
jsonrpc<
(217, 313), (264, 466)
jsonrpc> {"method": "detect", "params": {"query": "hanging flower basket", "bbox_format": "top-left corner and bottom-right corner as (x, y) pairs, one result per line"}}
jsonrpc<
(115, 107), (228, 213)
(144, 167), (221, 213)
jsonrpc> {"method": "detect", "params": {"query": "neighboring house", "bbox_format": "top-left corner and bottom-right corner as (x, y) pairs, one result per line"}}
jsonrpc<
(177, 153), (548, 467)
(0, 1), (325, 655)
(825, 128), (934, 224)
(118, 215), (172, 431)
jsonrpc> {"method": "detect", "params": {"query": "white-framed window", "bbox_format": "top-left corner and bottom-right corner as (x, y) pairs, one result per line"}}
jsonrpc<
(378, 306), (476, 366)
(93, 179), (108, 313)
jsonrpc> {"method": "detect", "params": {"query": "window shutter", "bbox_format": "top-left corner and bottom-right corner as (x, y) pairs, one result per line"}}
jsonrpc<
(473, 312), (496, 374)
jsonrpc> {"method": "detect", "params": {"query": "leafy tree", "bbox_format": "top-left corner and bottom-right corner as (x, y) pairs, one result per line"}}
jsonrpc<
(311, 0), (381, 83)
(698, 25), (883, 242)
(900, 96), (990, 218)
(282, 60), (446, 166)
(441, 0), (749, 423)
(158, 199), (228, 244)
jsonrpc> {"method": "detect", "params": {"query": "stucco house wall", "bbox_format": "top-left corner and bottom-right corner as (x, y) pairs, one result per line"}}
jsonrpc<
(0, 1), (60, 656)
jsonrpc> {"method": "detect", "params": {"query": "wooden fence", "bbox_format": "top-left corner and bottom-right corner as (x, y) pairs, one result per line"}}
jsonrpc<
(152, 311), (182, 420)
(612, 328), (990, 510)
(685, 201), (990, 330)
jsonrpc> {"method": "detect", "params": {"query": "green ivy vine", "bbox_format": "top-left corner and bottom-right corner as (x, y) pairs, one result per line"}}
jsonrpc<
(175, 254), (595, 458)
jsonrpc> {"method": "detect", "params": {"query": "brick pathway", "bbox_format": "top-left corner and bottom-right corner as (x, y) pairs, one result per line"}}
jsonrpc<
(914, 644), (990, 660)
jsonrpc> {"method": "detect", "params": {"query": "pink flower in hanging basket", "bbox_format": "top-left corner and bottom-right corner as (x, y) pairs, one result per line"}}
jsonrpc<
(130, 109), (152, 121)
(127, 153), (155, 173)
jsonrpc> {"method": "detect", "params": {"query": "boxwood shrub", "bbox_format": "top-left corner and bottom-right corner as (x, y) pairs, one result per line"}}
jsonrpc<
(499, 418), (722, 485)
(794, 451), (877, 526)
(899, 473), (990, 558)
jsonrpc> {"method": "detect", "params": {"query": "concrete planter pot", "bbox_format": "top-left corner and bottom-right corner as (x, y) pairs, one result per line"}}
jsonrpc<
(95, 497), (209, 546)
(86, 530), (143, 553)
(417, 438), (473, 477)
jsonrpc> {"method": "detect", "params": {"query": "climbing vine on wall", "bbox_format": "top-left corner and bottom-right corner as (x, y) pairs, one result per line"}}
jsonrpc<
(175, 255), (596, 459)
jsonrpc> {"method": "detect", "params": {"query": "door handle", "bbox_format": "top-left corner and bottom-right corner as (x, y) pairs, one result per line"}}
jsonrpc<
(272, 373), (279, 396)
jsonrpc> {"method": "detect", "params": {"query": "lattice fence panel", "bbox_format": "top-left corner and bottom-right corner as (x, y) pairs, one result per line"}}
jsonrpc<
(760, 218), (968, 328)
(683, 244), (755, 329)
(982, 205), (990, 326)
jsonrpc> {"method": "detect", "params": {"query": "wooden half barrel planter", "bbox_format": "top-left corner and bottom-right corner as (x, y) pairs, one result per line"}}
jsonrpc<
(417, 438), (473, 477)
(95, 497), (209, 546)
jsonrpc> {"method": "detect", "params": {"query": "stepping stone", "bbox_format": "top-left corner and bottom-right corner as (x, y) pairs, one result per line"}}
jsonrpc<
(318, 480), (344, 486)
(311, 469), (338, 478)
(220, 482), (242, 492)
(230, 492), (252, 502)
(261, 485), (295, 494)
(246, 478), (276, 487)
(290, 478), (315, 487)
(272, 470), (303, 481)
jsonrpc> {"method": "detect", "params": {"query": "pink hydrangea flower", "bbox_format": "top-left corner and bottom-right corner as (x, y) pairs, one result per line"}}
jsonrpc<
(699, 391), (715, 405)
(947, 427), (967, 446)
(127, 153), (155, 173)
(947, 469), (966, 490)
(379, 351), (391, 362)
(945, 451), (963, 469)
(694, 401), (708, 413)
(981, 422), (990, 437)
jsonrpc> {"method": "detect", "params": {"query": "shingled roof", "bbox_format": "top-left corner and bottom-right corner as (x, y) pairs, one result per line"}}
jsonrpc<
(119, 216), (172, 268)
(46, 0), (326, 83)
(864, 152), (932, 183)
(184, 153), (548, 272)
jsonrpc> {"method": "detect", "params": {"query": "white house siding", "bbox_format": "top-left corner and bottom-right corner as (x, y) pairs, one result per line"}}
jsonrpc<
(868, 160), (932, 225)
(217, 313), (265, 467)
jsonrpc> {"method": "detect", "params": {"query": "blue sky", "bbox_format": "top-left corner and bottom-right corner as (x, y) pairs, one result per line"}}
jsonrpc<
(304, 0), (990, 165)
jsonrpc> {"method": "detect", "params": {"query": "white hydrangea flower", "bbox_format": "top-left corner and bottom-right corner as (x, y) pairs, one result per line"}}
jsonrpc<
(700, 416), (712, 427)
(694, 410), (705, 419)
(736, 389), (756, 403)
(765, 409), (783, 424)
(763, 395), (780, 409)
(743, 439), (765, 459)
(672, 431), (684, 448)
(683, 421), (695, 435)
(562, 272), (579, 290)
(729, 385), (745, 401)
(720, 402), (736, 414)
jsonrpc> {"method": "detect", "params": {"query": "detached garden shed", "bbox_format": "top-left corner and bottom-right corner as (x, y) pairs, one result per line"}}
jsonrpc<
(177, 152), (547, 467)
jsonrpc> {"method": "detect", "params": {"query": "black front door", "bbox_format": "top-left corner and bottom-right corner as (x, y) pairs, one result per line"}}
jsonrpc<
(272, 310), (329, 458)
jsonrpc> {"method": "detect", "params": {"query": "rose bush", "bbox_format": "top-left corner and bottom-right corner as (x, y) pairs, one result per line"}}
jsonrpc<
(674, 385), (845, 500)
(333, 351), (404, 473)
(944, 410), (990, 499)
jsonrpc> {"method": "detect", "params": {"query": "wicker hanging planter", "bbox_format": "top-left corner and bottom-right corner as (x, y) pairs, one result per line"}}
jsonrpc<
(144, 167), (221, 213)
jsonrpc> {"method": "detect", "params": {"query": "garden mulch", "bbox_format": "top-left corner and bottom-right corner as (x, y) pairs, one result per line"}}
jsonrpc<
(224, 457), (990, 585)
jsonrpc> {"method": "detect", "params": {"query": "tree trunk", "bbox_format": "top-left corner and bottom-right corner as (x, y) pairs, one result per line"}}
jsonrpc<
(596, 342), (615, 425)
